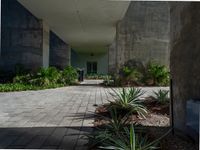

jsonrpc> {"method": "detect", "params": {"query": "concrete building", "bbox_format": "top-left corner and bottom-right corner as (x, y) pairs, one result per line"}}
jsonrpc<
(0, 0), (130, 74)
(0, 0), (170, 75)
(109, 2), (170, 73)
(1, 0), (200, 140)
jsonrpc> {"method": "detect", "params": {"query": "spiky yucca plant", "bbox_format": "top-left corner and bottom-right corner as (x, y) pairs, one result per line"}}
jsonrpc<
(99, 124), (160, 150)
(109, 88), (148, 118)
(153, 90), (169, 105)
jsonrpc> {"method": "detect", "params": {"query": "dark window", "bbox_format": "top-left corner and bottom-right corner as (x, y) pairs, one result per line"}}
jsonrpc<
(87, 62), (97, 74)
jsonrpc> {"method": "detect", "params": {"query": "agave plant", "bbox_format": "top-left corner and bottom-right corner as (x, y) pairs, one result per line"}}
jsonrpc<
(152, 89), (169, 105)
(109, 88), (148, 118)
(99, 124), (160, 150)
(88, 108), (130, 148)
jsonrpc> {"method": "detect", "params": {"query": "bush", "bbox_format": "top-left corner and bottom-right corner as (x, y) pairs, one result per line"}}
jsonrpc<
(110, 60), (170, 87)
(1, 66), (78, 92)
(85, 73), (108, 80)
(28, 67), (61, 86)
(0, 83), (65, 92)
(145, 61), (169, 86)
(13, 74), (30, 84)
(62, 66), (78, 85)
(152, 90), (169, 105)
(109, 87), (147, 118)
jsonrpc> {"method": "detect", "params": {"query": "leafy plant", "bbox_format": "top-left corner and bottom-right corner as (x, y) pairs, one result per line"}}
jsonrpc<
(30, 67), (61, 86)
(0, 83), (65, 92)
(1, 66), (78, 92)
(88, 108), (130, 147)
(122, 66), (132, 76)
(145, 61), (169, 86)
(120, 67), (143, 86)
(62, 66), (78, 85)
(109, 88), (147, 118)
(13, 74), (32, 84)
(152, 90), (169, 105)
(85, 73), (109, 80)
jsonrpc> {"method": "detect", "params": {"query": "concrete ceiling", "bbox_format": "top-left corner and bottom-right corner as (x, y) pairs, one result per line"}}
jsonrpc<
(18, 0), (130, 53)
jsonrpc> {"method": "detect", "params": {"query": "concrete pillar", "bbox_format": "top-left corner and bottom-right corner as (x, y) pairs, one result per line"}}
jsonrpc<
(1, 0), (43, 72)
(42, 22), (50, 68)
(0, 0), (1, 57)
(170, 2), (200, 140)
(108, 39), (117, 74)
(50, 31), (71, 69)
(109, 2), (170, 74)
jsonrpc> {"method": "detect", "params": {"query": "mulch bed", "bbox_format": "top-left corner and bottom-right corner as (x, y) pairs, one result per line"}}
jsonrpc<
(91, 101), (198, 150)
(94, 97), (170, 127)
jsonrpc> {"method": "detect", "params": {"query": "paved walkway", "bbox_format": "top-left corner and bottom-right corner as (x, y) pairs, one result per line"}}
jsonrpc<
(0, 80), (169, 149)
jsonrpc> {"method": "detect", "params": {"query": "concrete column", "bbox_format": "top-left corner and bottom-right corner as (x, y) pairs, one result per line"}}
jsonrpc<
(109, 1), (170, 74)
(42, 22), (50, 68)
(50, 31), (71, 69)
(170, 3), (200, 140)
(108, 39), (117, 74)
(0, 0), (1, 57)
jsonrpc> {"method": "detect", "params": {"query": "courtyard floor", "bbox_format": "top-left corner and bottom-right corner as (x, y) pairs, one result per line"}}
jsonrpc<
(0, 80), (169, 149)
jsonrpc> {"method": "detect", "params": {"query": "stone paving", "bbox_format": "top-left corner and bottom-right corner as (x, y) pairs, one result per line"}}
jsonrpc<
(0, 80), (169, 149)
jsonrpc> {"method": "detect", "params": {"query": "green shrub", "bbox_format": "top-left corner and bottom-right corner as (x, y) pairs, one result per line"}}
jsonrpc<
(0, 83), (65, 92)
(152, 90), (169, 105)
(29, 67), (61, 86)
(120, 67), (143, 86)
(109, 88), (147, 118)
(112, 60), (170, 87)
(13, 74), (32, 84)
(85, 73), (108, 80)
(122, 66), (132, 76)
(62, 66), (78, 85)
(145, 61), (169, 86)
(1, 66), (78, 92)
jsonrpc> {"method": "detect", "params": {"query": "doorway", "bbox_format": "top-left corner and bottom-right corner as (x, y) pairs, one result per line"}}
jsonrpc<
(87, 61), (97, 74)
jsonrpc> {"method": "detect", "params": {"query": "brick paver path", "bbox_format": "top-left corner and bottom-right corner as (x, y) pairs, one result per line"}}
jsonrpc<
(0, 80), (169, 149)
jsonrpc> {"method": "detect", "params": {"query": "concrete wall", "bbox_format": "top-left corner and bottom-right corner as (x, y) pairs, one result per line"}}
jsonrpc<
(109, 2), (170, 73)
(50, 32), (71, 69)
(1, 0), (72, 72)
(108, 40), (116, 74)
(42, 22), (50, 68)
(1, 0), (44, 72)
(170, 2), (200, 139)
(71, 52), (108, 75)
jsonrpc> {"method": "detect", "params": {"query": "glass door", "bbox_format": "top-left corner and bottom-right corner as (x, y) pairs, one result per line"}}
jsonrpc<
(87, 62), (97, 74)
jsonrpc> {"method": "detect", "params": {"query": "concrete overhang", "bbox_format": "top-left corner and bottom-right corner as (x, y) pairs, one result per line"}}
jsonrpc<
(17, 0), (130, 53)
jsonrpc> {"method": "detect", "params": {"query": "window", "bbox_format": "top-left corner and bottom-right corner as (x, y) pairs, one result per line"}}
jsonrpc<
(87, 62), (97, 74)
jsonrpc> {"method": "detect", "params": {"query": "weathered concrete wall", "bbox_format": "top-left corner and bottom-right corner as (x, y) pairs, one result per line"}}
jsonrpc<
(108, 40), (116, 74)
(42, 22), (50, 68)
(50, 32), (71, 69)
(109, 2), (170, 73)
(170, 2), (200, 138)
(1, 0), (43, 72)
